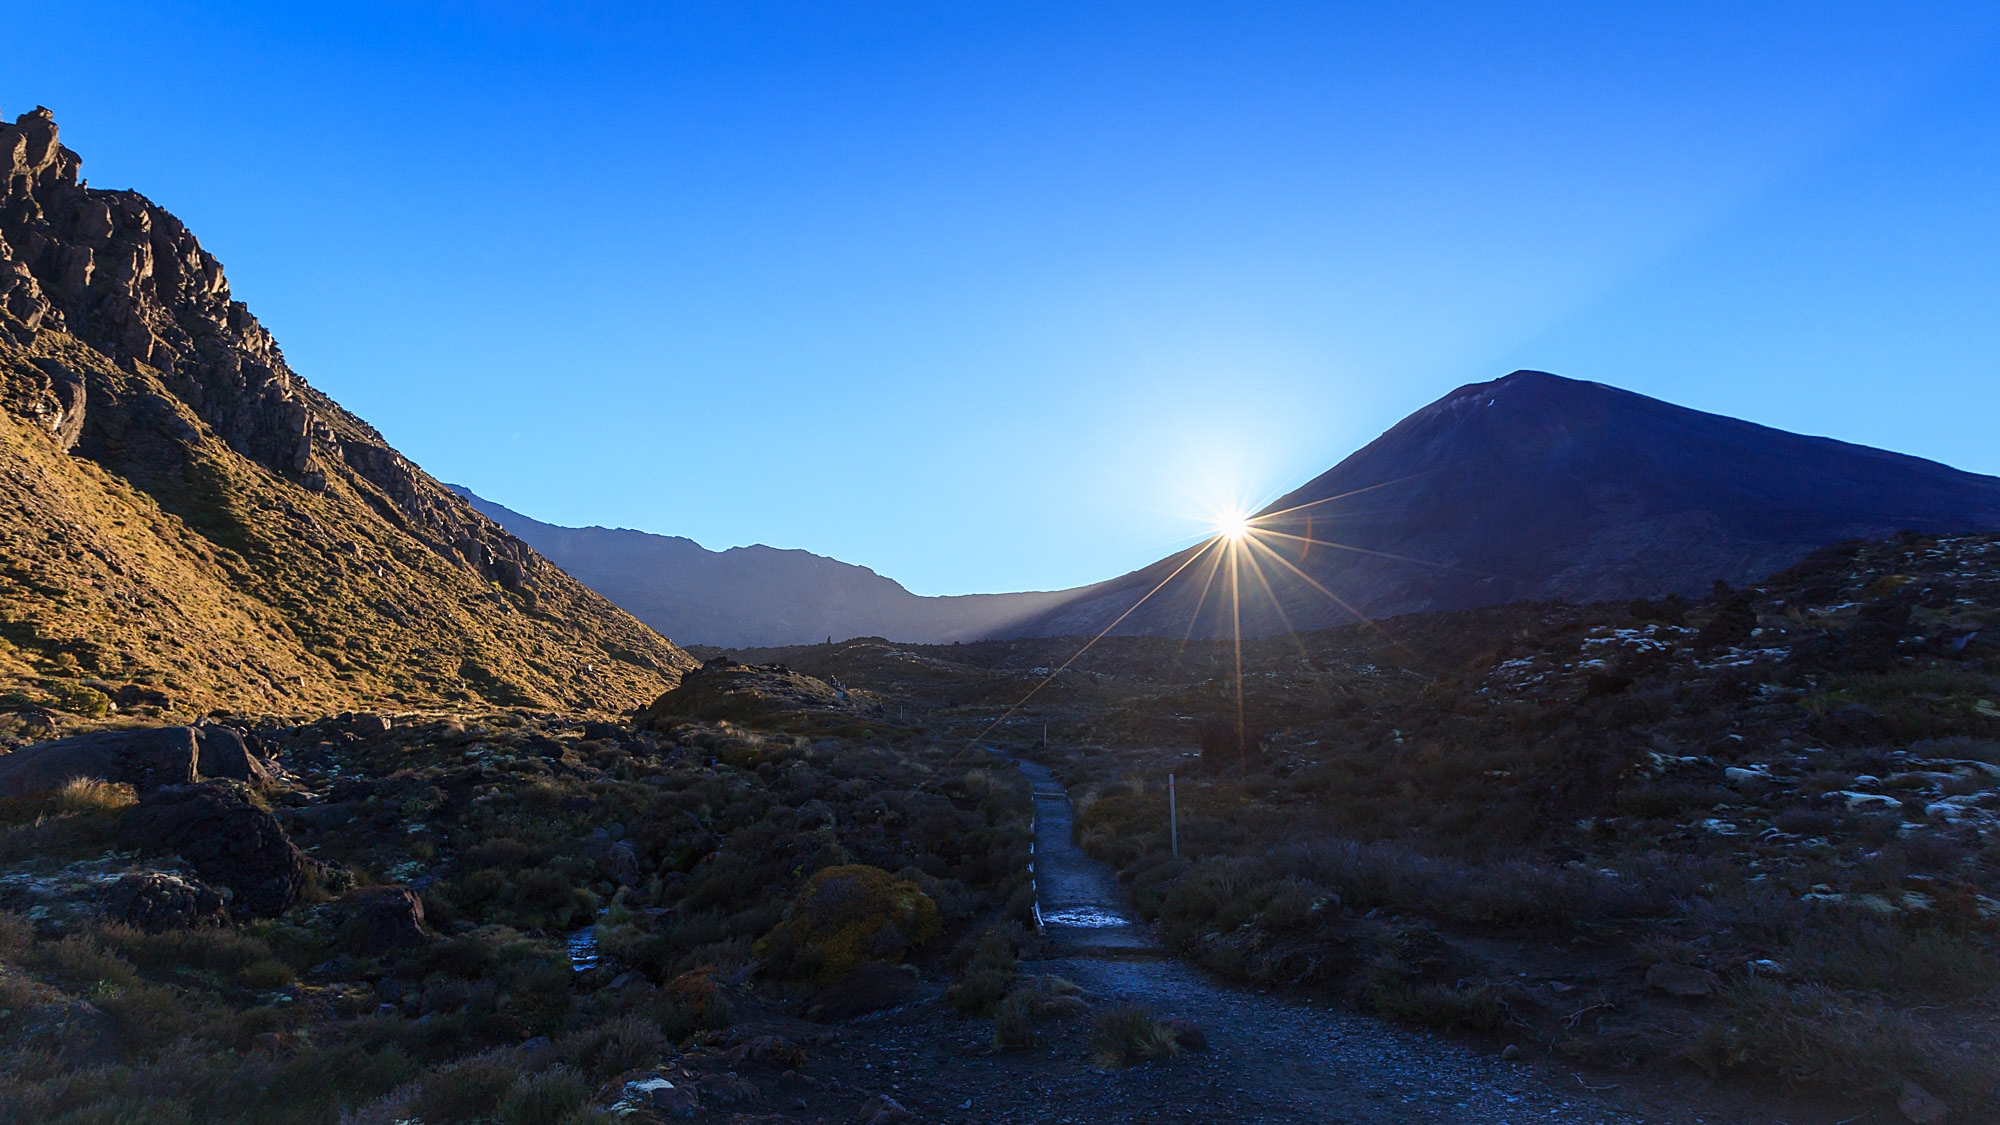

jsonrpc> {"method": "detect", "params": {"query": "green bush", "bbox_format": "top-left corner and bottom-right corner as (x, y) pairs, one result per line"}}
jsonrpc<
(754, 865), (941, 984)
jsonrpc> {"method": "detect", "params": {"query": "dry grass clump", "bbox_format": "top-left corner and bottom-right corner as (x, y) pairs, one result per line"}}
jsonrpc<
(1089, 1004), (1180, 1068)
(992, 975), (1089, 1050)
(51, 776), (137, 815)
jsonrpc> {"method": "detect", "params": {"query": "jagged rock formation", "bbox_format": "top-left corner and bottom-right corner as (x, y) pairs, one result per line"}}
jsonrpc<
(0, 108), (694, 717)
(456, 487), (1078, 647)
(1007, 370), (2000, 639)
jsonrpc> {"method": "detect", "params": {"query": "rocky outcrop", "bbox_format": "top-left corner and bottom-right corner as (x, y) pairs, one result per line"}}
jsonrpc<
(106, 871), (229, 932)
(0, 108), (695, 716)
(0, 726), (199, 798)
(636, 658), (862, 727)
(0, 108), (536, 576)
(117, 782), (318, 916)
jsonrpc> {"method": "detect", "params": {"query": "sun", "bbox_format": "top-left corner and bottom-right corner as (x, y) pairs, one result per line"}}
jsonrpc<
(1215, 512), (1251, 541)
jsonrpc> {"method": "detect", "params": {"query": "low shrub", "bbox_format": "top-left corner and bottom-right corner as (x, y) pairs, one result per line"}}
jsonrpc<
(946, 968), (1011, 1016)
(499, 1064), (591, 1125)
(101, 924), (295, 989)
(557, 1013), (666, 1079)
(1688, 981), (1986, 1100)
(411, 1054), (518, 1123)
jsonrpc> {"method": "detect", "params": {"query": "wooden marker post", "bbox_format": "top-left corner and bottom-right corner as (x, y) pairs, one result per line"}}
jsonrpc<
(1169, 772), (1178, 858)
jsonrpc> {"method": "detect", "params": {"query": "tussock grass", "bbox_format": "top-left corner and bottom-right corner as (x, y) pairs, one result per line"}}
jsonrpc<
(1090, 1005), (1180, 1068)
(51, 777), (137, 816)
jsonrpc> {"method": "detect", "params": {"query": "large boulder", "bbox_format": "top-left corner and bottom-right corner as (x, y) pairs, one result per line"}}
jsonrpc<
(1644, 962), (1720, 998)
(346, 886), (429, 952)
(193, 724), (271, 786)
(0, 727), (199, 799)
(117, 783), (314, 916)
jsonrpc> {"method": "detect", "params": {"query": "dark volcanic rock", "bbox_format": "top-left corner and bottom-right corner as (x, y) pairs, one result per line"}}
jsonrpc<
(194, 724), (271, 786)
(106, 871), (228, 932)
(346, 886), (429, 952)
(118, 782), (314, 916)
(0, 726), (199, 798)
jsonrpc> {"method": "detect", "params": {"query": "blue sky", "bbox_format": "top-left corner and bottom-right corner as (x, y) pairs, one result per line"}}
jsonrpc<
(9, 3), (2000, 594)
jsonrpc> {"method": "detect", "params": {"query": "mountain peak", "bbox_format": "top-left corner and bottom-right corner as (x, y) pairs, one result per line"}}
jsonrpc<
(1002, 371), (2000, 640)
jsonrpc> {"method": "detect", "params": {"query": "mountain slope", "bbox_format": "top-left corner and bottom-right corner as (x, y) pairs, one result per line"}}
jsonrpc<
(1008, 369), (2000, 639)
(0, 108), (694, 718)
(454, 488), (1080, 647)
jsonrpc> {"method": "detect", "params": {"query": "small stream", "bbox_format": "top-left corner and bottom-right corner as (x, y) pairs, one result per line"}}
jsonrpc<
(567, 925), (598, 972)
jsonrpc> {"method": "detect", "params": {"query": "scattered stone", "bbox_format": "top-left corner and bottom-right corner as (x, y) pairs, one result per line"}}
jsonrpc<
(721, 1034), (808, 1068)
(118, 782), (316, 916)
(698, 1071), (759, 1104)
(106, 871), (227, 932)
(1644, 963), (1719, 997)
(1898, 1080), (1949, 1124)
(1163, 1017), (1208, 1051)
(857, 1094), (914, 1124)
(1837, 791), (1904, 813)
(0, 726), (198, 798)
(623, 1075), (698, 1117)
(293, 802), (357, 829)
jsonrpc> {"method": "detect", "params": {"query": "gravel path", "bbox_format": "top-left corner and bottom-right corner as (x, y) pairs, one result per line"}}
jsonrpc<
(1013, 759), (1757, 1125)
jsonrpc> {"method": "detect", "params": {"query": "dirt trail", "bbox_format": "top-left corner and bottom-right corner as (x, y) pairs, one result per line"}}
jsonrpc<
(1014, 759), (1781, 1125)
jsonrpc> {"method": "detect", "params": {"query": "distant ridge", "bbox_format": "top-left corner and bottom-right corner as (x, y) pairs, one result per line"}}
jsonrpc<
(453, 489), (1081, 648)
(1004, 370), (2000, 639)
